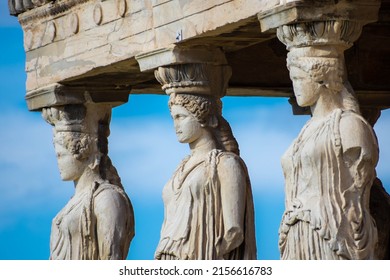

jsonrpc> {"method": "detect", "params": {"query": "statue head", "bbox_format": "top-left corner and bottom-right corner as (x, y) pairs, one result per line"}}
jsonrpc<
(169, 93), (220, 126)
(287, 56), (345, 107)
(42, 102), (122, 186)
(168, 93), (239, 155)
(287, 54), (360, 113)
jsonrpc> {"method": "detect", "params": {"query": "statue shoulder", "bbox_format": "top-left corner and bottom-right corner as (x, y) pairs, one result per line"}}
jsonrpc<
(215, 150), (248, 175)
(93, 183), (132, 212)
(339, 111), (378, 164)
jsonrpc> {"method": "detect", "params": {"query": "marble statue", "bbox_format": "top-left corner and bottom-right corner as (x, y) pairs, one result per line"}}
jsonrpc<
(42, 101), (134, 260)
(154, 93), (257, 260)
(279, 52), (379, 260)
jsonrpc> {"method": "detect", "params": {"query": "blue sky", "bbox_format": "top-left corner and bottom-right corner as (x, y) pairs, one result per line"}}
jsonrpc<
(0, 3), (389, 260)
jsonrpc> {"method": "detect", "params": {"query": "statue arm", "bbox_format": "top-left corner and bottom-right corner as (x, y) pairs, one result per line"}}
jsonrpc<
(337, 113), (379, 259)
(218, 154), (246, 255)
(339, 114), (379, 182)
(339, 114), (379, 225)
(94, 189), (132, 260)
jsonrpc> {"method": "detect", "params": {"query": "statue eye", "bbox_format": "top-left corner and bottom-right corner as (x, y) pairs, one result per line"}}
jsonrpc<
(174, 114), (186, 120)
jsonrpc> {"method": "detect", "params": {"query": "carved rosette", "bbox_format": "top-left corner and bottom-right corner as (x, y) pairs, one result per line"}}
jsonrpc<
(155, 63), (232, 98)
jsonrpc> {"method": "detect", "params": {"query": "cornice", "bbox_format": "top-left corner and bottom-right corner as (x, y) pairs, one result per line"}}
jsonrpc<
(13, 0), (91, 25)
(9, 0), (54, 16)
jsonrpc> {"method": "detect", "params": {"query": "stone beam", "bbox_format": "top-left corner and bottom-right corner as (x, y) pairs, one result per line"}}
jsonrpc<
(13, 0), (330, 95)
(26, 83), (130, 111)
(9, 0), (390, 105)
(16, 0), (275, 93)
(258, 0), (381, 32)
(136, 45), (232, 98)
(136, 45), (228, 72)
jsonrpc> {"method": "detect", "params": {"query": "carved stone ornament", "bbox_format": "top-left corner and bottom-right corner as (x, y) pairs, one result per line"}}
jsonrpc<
(155, 63), (232, 98)
(93, 4), (103, 26)
(47, 21), (56, 43)
(24, 29), (33, 50)
(277, 20), (363, 51)
(69, 13), (79, 35)
(117, 0), (127, 18)
(277, 20), (379, 260)
(8, 0), (53, 15)
(41, 99), (134, 260)
(154, 60), (256, 259)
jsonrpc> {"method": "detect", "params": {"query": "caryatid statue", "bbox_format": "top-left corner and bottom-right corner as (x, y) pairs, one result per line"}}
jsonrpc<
(42, 100), (134, 260)
(154, 61), (257, 260)
(277, 21), (379, 259)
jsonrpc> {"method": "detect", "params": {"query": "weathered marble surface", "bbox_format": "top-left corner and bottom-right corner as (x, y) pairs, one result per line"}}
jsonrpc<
(8, 0), (389, 110)
(8, 0), (53, 15)
(278, 21), (379, 260)
(154, 58), (256, 259)
(42, 101), (134, 259)
(7, 0), (389, 261)
(155, 93), (257, 260)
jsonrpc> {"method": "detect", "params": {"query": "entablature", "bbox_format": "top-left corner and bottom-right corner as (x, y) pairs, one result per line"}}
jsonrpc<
(8, 0), (390, 110)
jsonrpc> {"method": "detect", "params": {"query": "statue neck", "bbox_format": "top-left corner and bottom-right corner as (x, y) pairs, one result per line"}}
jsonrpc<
(311, 90), (342, 120)
(189, 130), (217, 159)
(74, 167), (102, 194)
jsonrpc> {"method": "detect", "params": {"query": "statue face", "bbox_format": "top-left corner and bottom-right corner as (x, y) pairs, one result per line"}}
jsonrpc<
(53, 132), (88, 181)
(290, 67), (324, 107)
(170, 105), (204, 144)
